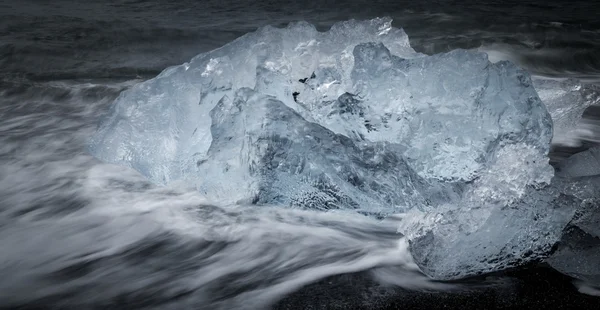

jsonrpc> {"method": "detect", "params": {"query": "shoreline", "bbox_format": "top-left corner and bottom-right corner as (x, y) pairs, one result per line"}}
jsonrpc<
(275, 264), (600, 309)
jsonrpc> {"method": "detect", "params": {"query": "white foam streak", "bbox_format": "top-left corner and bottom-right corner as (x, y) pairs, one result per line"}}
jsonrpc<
(574, 280), (600, 296)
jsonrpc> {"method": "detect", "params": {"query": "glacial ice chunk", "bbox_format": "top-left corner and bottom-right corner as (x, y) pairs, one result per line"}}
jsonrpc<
(90, 18), (563, 280)
(534, 78), (600, 146)
(549, 147), (600, 286)
(556, 147), (600, 179)
(548, 197), (600, 288)
(548, 226), (600, 287)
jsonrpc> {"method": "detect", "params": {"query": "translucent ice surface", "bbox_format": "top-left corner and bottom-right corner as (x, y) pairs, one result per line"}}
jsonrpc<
(90, 18), (569, 280)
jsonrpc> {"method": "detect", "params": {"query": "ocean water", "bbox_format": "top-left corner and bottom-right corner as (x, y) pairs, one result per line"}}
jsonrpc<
(1, 0), (600, 309)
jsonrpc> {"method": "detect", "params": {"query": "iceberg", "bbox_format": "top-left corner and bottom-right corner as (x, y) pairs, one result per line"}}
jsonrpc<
(90, 18), (575, 280)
